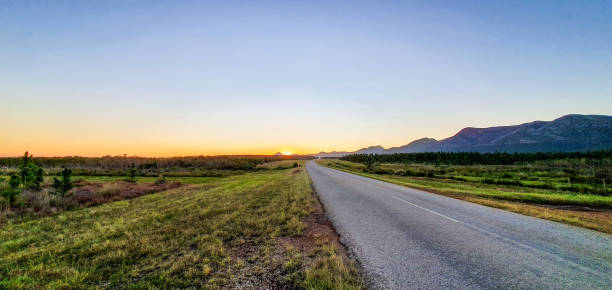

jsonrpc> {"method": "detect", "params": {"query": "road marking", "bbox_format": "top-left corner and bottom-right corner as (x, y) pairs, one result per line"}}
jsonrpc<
(388, 193), (608, 280)
(390, 195), (461, 223)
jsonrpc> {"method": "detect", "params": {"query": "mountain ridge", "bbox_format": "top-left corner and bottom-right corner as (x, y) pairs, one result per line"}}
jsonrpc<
(315, 114), (612, 157)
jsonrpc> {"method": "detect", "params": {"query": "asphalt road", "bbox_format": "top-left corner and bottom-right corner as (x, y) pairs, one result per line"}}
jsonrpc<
(306, 161), (612, 289)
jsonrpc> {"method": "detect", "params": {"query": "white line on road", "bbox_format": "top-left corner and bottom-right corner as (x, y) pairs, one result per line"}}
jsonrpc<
(388, 192), (607, 279)
(390, 195), (461, 223)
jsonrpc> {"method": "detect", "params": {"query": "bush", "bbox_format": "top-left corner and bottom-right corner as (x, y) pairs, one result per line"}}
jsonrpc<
(127, 163), (137, 182)
(1, 175), (21, 206)
(155, 174), (166, 185)
(52, 167), (73, 198)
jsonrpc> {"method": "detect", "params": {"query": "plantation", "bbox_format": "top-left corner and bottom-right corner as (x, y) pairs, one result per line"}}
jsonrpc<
(341, 151), (612, 196)
(0, 163), (362, 288)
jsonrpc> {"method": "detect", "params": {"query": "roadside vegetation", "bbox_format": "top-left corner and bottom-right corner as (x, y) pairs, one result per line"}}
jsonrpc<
(319, 155), (612, 234)
(0, 154), (312, 178)
(1, 155), (362, 288)
(342, 151), (612, 196)
(0, 154), (312, 224)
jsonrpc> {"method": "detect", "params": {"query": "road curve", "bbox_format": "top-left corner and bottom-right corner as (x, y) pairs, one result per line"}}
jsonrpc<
(306, 161), (612, 289)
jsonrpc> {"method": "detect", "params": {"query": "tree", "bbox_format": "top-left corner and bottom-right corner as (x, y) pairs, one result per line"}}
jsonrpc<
(127, 163), (137, 182)
(17, 151), (44, 190)
(1, 174), (21, 205)
(9, 174), (20, 190)
(52, 167), (73, 198)
(19, 151), (30, 186)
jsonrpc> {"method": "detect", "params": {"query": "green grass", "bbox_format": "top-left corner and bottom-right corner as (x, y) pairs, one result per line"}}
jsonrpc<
(0, 168), (362, 288)
(342, 159), (612, 195)
(257, 160), (300, 169)
(322, 160), (612, 209)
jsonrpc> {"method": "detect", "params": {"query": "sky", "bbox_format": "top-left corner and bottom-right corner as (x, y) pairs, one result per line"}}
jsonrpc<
(1, 0), (611, 157)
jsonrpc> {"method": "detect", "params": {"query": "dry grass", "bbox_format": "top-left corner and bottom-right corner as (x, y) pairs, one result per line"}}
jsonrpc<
(0, 181), (182, 225)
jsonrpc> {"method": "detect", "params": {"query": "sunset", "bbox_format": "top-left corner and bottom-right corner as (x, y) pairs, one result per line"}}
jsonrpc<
(2, 1), (611, 157)
(1, 1), (611, 288)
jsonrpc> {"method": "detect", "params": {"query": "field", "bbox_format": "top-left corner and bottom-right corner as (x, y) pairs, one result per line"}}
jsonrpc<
(318, 159), (612, 233)
(0, 159), (362, 288)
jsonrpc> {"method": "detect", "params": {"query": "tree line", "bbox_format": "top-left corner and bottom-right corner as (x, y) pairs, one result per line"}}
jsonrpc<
(340, 150), (612, 165)
(0, 155), (311, 171)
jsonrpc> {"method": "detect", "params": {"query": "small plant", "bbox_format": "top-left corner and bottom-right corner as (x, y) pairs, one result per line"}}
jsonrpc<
(127, 163), (137, 182)
(155, 174), (166, 185)
(9, 174), (20, 190)
(52, 167), (74, 199)
(1, 174), (22, 206)
(292, 162), (298, 168)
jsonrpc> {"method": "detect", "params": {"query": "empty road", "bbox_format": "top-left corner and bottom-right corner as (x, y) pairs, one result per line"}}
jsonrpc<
(306, 161), (612, 289)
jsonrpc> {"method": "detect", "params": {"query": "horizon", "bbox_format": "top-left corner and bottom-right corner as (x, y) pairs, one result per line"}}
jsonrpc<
(1, 112), (608, 158)
(2, 1), (612, 157)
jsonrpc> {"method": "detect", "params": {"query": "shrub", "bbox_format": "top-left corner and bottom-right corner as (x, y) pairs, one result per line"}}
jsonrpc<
(52, 167), (73, 198)
(1, 175), (22, 206)
(20, 190), (55, 214)
(127, 163), (137, 182)
(155, 174), (166, 185)
(9, 174), (20, 190)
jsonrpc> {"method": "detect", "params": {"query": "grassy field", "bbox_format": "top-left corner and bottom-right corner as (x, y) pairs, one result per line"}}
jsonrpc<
(55, 175), (218, 185)
(346, 157), (611, 196)
(0, 166), (362, 288)
(256, 160), (301, 170)
(318, 159), (612, 234)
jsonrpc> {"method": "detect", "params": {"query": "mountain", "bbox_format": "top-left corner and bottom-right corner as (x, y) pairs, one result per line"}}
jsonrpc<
(355, 145), (386, 154)
(433, 114), (612, 153)
(314, 114), (612, 157)
(385, 138), (439, 154)
(317, 145), (385, 158)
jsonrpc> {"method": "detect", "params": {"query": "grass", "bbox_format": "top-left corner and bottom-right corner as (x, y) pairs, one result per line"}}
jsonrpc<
(57, 175), (217, 184)
(0, 166), (362, 288)
(1, 175), (218, 185)
(342, 158), (611, 196)
(319, 160), (612, 234)
(257, 160), (300, 170)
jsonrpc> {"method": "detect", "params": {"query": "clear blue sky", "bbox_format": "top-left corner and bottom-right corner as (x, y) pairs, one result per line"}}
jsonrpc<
(1, 0), (611, 156)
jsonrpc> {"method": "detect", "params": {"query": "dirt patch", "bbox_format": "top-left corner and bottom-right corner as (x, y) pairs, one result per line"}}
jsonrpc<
(278, 190), (344, 253)
(73, 181), (182, 206)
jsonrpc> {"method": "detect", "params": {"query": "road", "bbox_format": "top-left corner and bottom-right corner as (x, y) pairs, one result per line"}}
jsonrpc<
(306, 161), (612, 289)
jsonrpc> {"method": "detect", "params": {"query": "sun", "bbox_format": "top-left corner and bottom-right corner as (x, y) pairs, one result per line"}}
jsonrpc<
(281, 151), (293, 156)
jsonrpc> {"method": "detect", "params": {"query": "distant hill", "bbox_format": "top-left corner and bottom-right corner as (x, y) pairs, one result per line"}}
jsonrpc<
(315, 114), (612, 157)
(385, 138), (439, 154)
(317, 145), (385, 158)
